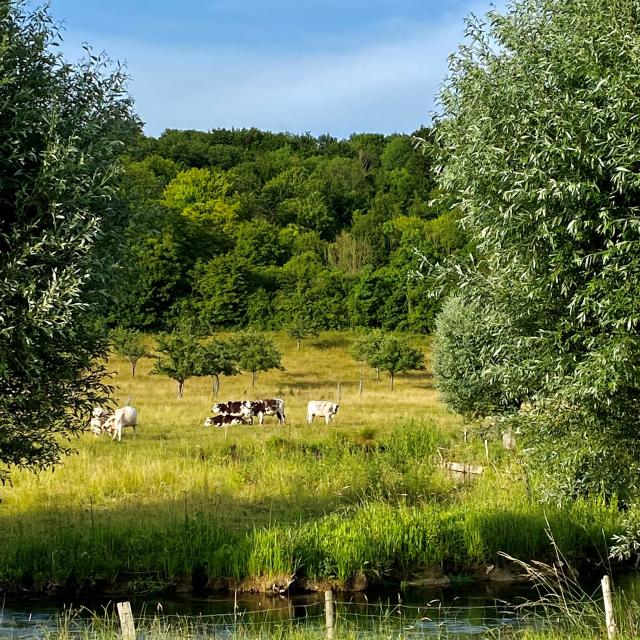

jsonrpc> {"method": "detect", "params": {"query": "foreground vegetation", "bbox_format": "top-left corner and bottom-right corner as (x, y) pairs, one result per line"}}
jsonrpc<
(0, 333), (624, 595)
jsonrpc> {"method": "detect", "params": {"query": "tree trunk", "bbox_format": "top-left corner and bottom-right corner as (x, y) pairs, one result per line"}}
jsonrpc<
(252, 370), (257, 387)
(178, 379), (185, 398)
(214, 375), (220, 397)
(389, 372), (394, 391)
(376, 367), (380, 381)
(131, 360), (137, 377)
(296, 339), (301, 351)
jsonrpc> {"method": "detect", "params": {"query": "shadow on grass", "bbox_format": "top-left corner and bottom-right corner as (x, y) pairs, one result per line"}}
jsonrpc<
(309, 335), (352, 350)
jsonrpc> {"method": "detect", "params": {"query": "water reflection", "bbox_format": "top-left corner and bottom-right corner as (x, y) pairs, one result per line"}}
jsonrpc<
(0, 580), (589, 639)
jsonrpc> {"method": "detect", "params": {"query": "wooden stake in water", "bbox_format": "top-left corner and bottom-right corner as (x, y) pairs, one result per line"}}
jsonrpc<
(325, 590), (335, 640)
(601, 575), (617, 639)
(117, 602), (136, 640)
(234, 588), (238, 623)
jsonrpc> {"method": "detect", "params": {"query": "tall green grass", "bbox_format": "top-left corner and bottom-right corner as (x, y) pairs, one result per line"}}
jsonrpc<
(0, 332), (626, 593)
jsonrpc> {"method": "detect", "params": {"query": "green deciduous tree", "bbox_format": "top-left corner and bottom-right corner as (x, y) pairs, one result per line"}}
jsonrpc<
(0, 3), (136, 482)
(231, 331), (283, 387)
(286, 315), (320, 350)
(151, 331), (201, 398)
(433, 297), (515, 419)
(110, 328), (150, 377)
(375, 334), (425, 391)
(196, 338), (238, 396)
(430, 0), (640, 499)
(352, 331), (423, 389)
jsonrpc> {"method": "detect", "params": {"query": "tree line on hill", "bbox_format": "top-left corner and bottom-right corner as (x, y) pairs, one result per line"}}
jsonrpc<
(110, 127), (471, 334)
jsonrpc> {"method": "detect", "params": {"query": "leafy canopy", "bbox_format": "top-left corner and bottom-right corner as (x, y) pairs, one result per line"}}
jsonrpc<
(196, 338), (239, 396)
(431, 0), (640, 499)
(110, 328), (150, 376)
(151, 331), (201, 398)
(231, 331), (283, 387)
(0, 2), (136, 482)
(352, 331), (424, 390)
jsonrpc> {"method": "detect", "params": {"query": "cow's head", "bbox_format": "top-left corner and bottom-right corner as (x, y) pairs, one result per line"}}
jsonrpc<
(211, 403), (224, 414)
(204, 417), (214, 427)
(334, 404), (339, 414)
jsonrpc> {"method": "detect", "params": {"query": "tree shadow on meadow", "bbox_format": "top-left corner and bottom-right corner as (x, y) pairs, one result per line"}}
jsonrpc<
(309, 335), (352, 350)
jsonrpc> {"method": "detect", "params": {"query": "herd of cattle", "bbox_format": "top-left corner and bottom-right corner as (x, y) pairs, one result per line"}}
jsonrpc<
(205, 398), (340, 428)
(90, 399), (340, 441)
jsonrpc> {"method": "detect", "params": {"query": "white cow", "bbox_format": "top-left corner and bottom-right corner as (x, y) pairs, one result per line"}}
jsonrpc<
(103, 406), (138, 441)
(90, 406), (110, 436)
(307, 401), (339, 425)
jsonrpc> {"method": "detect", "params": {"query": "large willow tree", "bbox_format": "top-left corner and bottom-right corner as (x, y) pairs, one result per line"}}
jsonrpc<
(0, 2), (137, 482)
(432, 0), (640, 500)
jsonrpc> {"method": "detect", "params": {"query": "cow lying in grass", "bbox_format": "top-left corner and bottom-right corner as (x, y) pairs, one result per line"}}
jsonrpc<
(204, 414), (253, 428)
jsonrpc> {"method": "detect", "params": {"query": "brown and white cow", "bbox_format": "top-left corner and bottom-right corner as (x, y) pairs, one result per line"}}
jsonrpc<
(204, 414), (253, 428)
(242, 398), (286, 424)
(307, 401), (339, 425)
(211, 400), (245, 416)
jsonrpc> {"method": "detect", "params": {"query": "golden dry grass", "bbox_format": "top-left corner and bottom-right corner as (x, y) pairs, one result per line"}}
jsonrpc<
(0, 332), (621, 589)
(1, 331), (459, 522)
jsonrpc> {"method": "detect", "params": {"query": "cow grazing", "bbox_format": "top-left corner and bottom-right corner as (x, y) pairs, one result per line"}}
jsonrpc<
(104, 406), (138, 441)
(204, 414), (253, 428)
(90, 406), (110, 436)
(307, 401), (339, 425)
(243, 398), (286, 425)
(211, 400), (246, 416)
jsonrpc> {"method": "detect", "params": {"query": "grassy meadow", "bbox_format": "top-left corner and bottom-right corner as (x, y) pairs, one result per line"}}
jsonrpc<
(0, 332), (624, 594)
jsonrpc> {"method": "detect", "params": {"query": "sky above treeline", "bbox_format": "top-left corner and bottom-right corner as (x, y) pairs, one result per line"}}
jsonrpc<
(48, 0), (503, 139)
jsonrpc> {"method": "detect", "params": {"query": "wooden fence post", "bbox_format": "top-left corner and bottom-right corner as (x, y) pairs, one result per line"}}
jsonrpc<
(602, 575), (617, 639)
(484, 439), (489, 460)
(117, 601), (136, 640)
(336, 382), (341, 403)
(325, 590), (335, 640)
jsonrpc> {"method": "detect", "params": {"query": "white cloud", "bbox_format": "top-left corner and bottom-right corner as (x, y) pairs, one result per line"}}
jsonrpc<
(61, 1), (503, 137)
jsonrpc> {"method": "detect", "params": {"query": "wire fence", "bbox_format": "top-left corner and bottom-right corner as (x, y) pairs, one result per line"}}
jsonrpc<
(0, 595), (562, 640)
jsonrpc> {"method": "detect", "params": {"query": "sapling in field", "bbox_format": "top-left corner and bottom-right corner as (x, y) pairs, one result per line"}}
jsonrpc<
(230, 330), (283, 387)
(151, 331), (201, 398)
(110, 327), (150, 376)
(352, 331), (424, 390)
(196, 338), (238, 396)
(286, 315), (320, 351)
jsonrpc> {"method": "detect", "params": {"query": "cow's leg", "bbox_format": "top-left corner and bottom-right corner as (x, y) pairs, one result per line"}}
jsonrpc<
(259, 412), (264, 425)
(325, 415), (330, 425)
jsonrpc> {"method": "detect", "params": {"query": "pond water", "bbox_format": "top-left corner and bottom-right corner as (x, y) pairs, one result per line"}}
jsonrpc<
(0, 581), (571, 639)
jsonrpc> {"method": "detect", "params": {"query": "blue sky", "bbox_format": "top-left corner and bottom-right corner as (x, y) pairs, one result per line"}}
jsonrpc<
(48, 0), (501, 139)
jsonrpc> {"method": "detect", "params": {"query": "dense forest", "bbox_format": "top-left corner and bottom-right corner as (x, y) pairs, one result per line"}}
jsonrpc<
(113, 128), (469, 332)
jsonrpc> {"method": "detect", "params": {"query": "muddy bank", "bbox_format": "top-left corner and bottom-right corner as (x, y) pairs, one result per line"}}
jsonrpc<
(0, 563), (536, 598)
